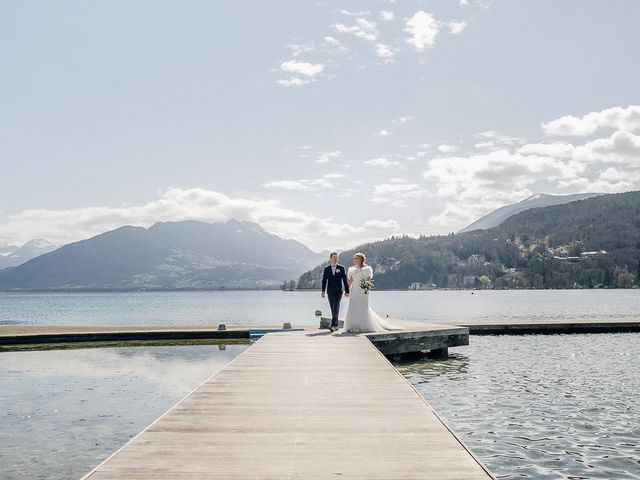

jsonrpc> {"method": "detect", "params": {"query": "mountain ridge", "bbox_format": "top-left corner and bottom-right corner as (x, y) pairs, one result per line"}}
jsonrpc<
(0, 239), (58, 270)
(458, 192), (603, 233)
(0, 220), (323, 291)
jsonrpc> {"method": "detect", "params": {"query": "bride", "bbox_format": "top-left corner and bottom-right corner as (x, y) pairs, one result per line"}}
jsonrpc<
(344, 252), (403, 333)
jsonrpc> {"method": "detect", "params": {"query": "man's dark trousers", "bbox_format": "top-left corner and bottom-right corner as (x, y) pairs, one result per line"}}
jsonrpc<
(327, 291), (341, 328)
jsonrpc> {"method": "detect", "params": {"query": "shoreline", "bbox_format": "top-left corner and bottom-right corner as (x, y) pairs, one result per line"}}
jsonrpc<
(1, 285), (638, 293)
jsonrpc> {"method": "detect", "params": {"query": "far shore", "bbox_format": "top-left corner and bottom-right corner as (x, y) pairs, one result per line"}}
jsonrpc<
(1, 286), (638, 294)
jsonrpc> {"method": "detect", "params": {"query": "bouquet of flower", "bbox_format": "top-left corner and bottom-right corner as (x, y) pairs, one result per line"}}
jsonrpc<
(360, 278), (375, 295)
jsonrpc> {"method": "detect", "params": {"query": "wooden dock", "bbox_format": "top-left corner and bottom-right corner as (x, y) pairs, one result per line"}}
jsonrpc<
(9, 317), (637, 477)
(4, 317), (637, 348)
(81, 330), (494, 479)
(0, 322), (470, 360)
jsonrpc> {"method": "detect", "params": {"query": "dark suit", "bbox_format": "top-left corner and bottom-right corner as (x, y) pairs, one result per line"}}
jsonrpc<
(322, 264), (350, 329)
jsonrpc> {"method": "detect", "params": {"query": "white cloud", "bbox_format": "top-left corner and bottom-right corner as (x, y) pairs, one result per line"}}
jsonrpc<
(472, 131), (525, 150)
(447, 21), (467, 34)
(0, 188), (401, 251)
(437, 144), (459, 153)
(322, 36), (350, 55)
(423, 151), (550, 226)
(517, 142), (575, 159)
(277, 77), (308, 87)
(422, 110), (640, 229)
(280, 60), (325, 77)
(263, 180), (311, 191)
(379, 10), (395, 22)
(277, 60), (325, 87)
(576, 130), (640, 163)
(363, 219), (400, 231)
(285, 42), (316, 57)
(405, 11), (440, 50)
(392, 116), (414, 124)
(276, 6), (477, 84)
(311, 174), (345, 189)
(474, 141), (495, 150)
(265, 173), (345, 191)
(474, 130), (525, 144)
(333, 18), (379, 43)
(542, 105), (640, 137)
(339, 9), (370, 16)
(364, 158), (402, 168)
(375, 43), (395, 62)
(375, 129), (390, 136)
(375, 183), (421, 195)
(371, 181), (430, 207)
(316, 150), (342, 163)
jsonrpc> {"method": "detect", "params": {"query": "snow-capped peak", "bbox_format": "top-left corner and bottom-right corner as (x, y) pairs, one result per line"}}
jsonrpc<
(23, 239), (56, 249)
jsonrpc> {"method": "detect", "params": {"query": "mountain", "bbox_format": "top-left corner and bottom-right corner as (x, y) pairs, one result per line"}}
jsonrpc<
(0, 240), (17, 254)
(0, 220), (324, 291)
(0, 239), (58, 270)
(298, 190), (640, 290)
(458, 193), (603, 233)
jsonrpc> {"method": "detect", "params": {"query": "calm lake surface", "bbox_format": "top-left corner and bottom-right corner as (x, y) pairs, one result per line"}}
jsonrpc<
(0, 343), (248, 480)
(1, 291), (639, 479)
(1, 289), (639, 326)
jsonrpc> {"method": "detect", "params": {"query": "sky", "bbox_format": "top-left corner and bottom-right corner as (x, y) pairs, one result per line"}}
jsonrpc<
(1, 0), (640, 252)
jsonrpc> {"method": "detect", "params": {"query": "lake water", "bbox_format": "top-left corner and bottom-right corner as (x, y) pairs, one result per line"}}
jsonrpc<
(1, 290), (639, 479)
(1, 289), (639, 326)
(0, 343), (248, 480)
(399, 334), (640, 479)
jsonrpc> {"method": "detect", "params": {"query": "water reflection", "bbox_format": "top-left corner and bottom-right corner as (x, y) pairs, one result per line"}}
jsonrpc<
(0, 343), (248, 480)
(398, 334), (640, 479)
(400, 352), (471, 381)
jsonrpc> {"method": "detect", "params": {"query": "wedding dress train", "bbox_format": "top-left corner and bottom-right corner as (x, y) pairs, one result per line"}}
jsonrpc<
(343, 265), (403, 333)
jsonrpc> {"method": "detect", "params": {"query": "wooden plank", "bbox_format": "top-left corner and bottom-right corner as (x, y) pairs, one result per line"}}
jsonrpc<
(82, 331), (494, 479)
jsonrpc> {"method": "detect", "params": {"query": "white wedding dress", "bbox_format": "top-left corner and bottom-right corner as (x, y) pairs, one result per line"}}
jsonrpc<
(344, 265), (403, 333)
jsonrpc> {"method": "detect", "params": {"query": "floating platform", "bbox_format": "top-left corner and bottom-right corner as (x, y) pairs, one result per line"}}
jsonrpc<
(81, 330), (494, 479)
(319, 317), (469, 359)
(0, 325), (301, 347)
(455, 318), (640, 335)
(0, 321), (469, 359)
(4, 316), (638, 354)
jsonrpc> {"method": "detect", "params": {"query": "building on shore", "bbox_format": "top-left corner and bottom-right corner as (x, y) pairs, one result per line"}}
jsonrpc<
(408, 282), (437, 290)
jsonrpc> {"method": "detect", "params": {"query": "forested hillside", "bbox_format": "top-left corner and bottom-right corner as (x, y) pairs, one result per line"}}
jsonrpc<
(298, 191), (640, 290)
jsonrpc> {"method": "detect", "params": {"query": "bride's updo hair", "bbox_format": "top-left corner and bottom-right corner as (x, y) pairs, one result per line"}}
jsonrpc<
(353, 252), (366, 266)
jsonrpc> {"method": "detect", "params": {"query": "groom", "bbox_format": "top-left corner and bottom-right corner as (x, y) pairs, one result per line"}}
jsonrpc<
(321, 252), (350, 332)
